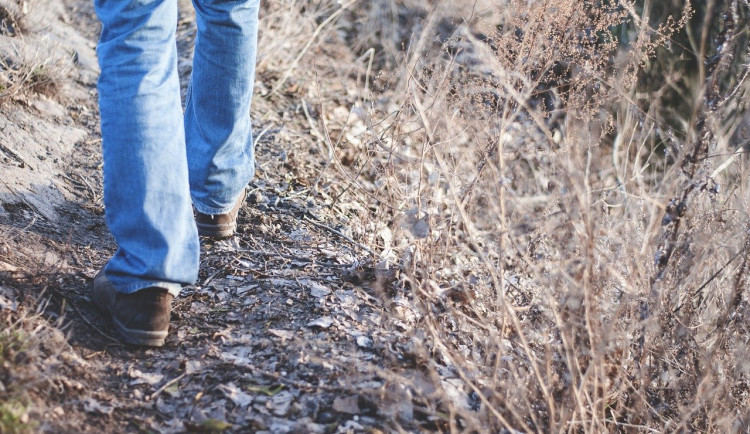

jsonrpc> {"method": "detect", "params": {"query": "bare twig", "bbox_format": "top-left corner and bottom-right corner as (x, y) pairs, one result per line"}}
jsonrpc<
(302, 215), (373, 255)
(149, 373), (187, 401)
(270, 0), (360, 95)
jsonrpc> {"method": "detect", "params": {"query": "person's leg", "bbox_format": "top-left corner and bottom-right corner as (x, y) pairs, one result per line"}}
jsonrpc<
(95, 0), (199, 295)
(186, 0), (260, 216)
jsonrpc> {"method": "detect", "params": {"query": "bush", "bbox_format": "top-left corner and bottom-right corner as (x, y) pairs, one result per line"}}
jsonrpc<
(311, 0), (750, 430)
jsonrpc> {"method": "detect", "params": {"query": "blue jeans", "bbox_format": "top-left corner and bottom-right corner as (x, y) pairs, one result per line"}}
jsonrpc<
(94, 0), (259, 295)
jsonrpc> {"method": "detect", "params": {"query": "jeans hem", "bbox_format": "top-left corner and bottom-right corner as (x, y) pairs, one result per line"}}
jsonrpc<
(192, 187), (246, 215)
(104, 269), (183, 297)
(120, 281), (182, 297)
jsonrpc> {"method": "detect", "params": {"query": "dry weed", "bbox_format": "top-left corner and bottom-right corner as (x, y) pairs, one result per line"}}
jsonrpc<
(273, 0), (750, 431)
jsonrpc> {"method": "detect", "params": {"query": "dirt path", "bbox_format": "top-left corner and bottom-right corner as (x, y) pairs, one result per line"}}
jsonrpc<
(1, 2), (423, 432)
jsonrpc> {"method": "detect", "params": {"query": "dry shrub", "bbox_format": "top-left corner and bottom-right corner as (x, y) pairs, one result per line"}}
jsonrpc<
(256, 0), (750, 430)
(282, 0), (750, 431)
(256, 0), (359, 96)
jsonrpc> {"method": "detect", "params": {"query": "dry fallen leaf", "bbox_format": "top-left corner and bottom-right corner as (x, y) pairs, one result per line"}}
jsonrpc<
(269, 390), (294, 417)
(219, 346), (254, 366)
(333, 395), (361, 415)
(129, 369), (164, 386)
(268, 329), (294, 340)
(307, 316), (334, 329)
(304, 279), (331, 298)
(356, 335), (373, 349)
(218, 382), (253, 408)
(82, 398), (114, 415)
(401, 208), (430, 239)
(185, 360), (202, 375)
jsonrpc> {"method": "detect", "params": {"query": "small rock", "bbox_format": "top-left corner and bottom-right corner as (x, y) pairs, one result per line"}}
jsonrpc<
(316, 411), (337, 424)
(268, 418), (295, 433)
(441, 378), (470, 410)
(0, 261), (18, 272)
(335, 290), (356, 306)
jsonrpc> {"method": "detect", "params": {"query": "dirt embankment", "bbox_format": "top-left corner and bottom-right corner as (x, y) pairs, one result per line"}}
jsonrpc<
(0, 0), (97, 217)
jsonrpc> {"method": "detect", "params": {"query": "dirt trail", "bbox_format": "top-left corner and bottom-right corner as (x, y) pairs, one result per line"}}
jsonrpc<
(1, 2), (419, 432)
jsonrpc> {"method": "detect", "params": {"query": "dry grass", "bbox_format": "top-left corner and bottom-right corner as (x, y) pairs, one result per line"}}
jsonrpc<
(0, 0), (70, 102)
(258, 0), (750, 431)
(0, 318), (37, 433)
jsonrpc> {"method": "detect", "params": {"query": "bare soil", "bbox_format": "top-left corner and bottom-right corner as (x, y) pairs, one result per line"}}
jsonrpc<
(1, 2), (423, 432)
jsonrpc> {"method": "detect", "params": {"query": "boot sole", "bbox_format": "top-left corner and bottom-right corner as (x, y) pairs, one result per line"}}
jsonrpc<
(196, 222), (236, 239)
(113, 317), (168, 347)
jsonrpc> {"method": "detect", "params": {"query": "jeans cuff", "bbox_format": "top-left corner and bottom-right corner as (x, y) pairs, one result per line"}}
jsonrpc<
(192, 202), (235, 215)
(114, 279), (182, 297)
(192, 187), (247, 215)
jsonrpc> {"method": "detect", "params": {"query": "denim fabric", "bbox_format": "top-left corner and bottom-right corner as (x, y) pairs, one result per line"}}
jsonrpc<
(94, 0), (259, 295)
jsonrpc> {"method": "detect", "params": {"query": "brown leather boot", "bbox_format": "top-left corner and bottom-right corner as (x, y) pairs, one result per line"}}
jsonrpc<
(90, 271), (173, 347)
(194, 188), (247, 239)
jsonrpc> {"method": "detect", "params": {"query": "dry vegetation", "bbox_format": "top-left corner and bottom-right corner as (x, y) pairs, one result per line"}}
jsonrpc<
(0, 283), (89, 434)
(0, 0), (72, 102)
(1, 0), (750, 432)
(257, 0), (750, 431)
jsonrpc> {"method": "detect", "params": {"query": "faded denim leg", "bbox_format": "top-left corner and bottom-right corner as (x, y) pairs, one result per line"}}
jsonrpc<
(95, 0), (198, 295)
(186, 0), (259, 215)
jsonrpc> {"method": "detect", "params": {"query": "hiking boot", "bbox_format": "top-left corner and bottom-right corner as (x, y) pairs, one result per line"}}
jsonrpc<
(89, 271), (173, 347)
(194, 188), (247, 239)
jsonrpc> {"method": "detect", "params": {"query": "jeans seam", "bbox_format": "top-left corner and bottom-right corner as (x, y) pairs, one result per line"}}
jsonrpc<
(184, 77), (193, 112)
